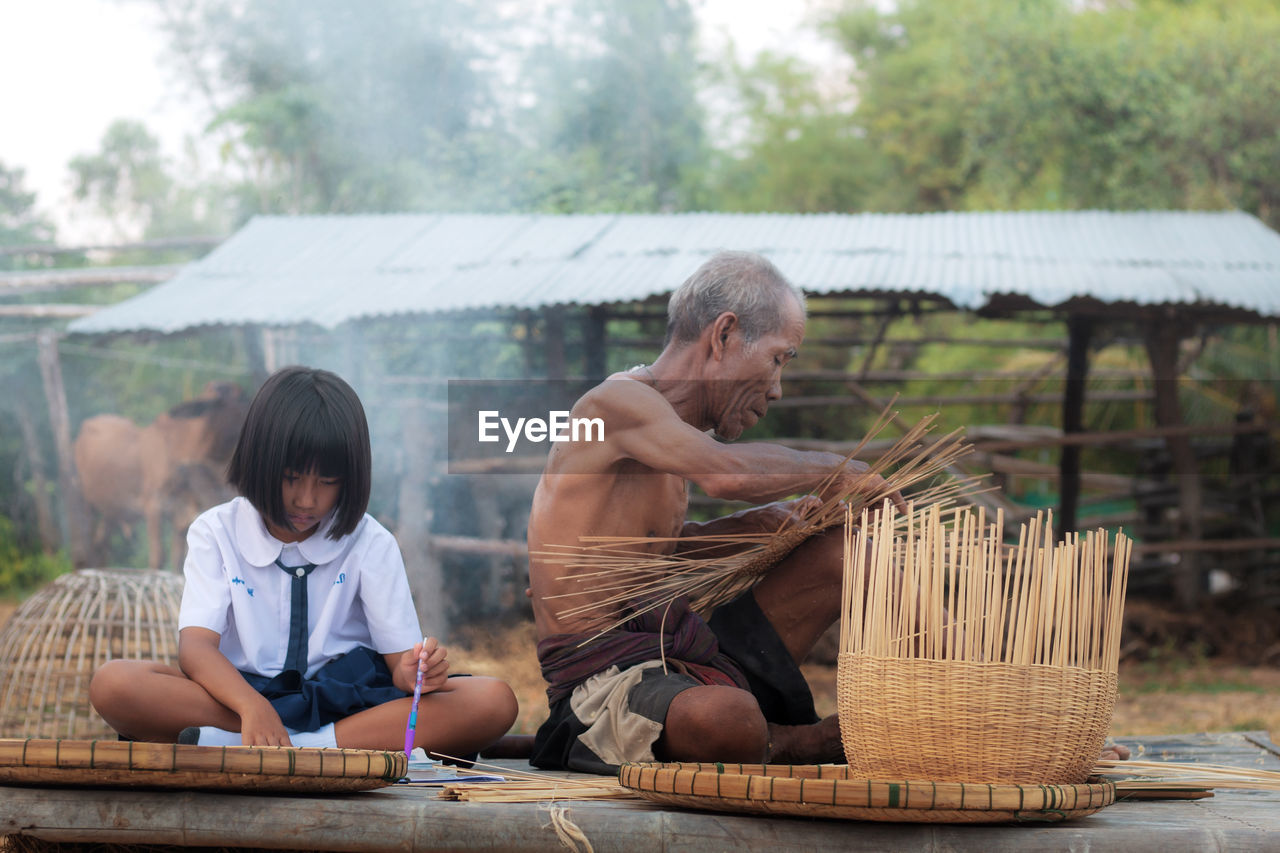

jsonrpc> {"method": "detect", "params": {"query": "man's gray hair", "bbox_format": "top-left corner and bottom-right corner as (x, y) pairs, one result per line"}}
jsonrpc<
(666, 251), (806, 346)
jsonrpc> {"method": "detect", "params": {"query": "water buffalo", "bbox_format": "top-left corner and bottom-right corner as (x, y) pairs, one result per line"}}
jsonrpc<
(73, 382), (249, 569)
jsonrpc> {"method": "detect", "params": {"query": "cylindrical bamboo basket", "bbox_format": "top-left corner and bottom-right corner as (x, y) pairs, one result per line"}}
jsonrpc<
(0, 568), (184, 739)
(837, 656), (1117, 784)
(837, 504), (1130, 786)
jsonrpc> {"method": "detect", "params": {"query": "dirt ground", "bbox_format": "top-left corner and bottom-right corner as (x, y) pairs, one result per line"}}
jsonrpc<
(2, 600), (1275, 741)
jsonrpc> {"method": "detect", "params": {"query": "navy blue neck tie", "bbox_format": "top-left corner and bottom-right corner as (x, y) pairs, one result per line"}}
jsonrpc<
(276, 558), (318, 675)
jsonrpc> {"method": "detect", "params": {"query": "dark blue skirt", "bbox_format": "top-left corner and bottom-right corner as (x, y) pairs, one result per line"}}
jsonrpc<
(240, 646), (407, 732)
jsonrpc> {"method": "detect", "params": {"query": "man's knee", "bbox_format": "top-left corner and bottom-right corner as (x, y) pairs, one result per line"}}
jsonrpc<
(661, 687), (767, 762)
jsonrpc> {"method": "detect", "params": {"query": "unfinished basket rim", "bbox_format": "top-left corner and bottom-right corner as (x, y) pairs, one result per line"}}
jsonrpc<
(619, 762), (1115, 824)
(0, 738), (406, 793)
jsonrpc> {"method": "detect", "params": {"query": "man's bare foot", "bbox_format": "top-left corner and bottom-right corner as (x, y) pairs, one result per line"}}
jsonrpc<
(765, 715), (845, 765)
(1100, 742), (1131, 761)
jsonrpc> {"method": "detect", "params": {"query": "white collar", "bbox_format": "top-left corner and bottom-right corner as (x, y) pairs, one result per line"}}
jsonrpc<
(231, 496), (346, 567)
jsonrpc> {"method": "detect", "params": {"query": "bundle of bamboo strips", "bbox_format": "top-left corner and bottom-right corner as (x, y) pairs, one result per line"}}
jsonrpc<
(539, 410), (983, 643)
(438, 780), (636, 802)
(837, 503), (1132, 784)
(432, 761), (636, 803)
(1093, 759), (1280, 792)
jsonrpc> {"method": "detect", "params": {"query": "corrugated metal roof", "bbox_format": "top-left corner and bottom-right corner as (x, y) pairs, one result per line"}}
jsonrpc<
(67, 210), (1280, 335)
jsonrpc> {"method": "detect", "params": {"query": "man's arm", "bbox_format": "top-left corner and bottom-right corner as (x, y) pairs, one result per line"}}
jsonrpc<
(589, 380), (900, 507)
(675, 498), (822, 556)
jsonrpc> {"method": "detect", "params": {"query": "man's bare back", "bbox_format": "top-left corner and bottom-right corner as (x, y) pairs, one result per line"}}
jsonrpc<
(528, 373), (693, 636)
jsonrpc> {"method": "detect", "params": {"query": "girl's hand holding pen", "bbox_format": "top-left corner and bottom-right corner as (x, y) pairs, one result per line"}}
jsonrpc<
(397, 636), (449, 694)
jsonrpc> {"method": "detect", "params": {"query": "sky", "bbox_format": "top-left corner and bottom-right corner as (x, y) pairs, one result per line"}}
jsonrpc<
(0, 0), (840, 244)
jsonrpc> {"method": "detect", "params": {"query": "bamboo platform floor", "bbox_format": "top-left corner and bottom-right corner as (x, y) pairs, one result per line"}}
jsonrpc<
(1, 731), (1277, 852)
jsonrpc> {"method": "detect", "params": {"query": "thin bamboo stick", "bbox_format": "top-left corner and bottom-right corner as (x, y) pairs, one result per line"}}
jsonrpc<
(838, 504), (1130, 669)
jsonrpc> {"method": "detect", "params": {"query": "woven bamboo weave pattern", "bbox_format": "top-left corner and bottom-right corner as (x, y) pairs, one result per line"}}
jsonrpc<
(837, 656), (1117, 784)
(619, 762), (1115, 823)
(0, 738), (406, 793)
(0, 569), (184, 739)
(837, 504), (1129, 785)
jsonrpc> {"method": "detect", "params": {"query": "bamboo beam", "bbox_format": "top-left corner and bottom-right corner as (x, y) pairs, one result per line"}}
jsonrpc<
(0, 304), (99, 318)
(0, 235), (223, 257)
(0, 265), (182, 294)
(769, 390), (1152, 408)
(429, 534), (529, 559)
(756, 421), (1268, 457)
(1131, 537), (1280, 555)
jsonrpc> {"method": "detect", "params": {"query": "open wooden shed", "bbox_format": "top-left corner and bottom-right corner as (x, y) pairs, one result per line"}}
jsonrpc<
(50, 210), (1280, 624)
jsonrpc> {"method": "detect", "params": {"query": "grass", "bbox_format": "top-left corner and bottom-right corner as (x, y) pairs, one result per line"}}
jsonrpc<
(451, 620), (1279, 741)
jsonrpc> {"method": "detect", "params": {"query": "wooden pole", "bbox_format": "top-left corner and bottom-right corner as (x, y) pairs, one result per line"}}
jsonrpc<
(583, 305), (607, 381)
(35, 329), (91, 566)
(1058, 316), (1093, 532)
(241, 326), (269, 386)
(544, 305), (566, 381)
(13, 402), (59, 552)
(519, 310), (536, 379)
(397, 397), (447, 639)
(1143, 317), (1203, 608)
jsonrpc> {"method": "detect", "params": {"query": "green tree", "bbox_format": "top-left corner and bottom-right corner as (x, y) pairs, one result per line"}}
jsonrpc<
(143, 0), (498, 214)
(705, 51), (887, 212)
(138, 0), (713, 216)
(0, 161), (57, 270)
(517, 0), (708, 212)
(69, 119), (232, 241)
(817, 0), (1280, 223)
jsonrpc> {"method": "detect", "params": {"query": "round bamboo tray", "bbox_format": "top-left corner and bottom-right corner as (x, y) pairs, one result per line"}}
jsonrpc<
(0, 568), (184, 740)
(0, 738), (406, 793)
(837, 654), (1118, 784)
(620, 762), (1115, 823)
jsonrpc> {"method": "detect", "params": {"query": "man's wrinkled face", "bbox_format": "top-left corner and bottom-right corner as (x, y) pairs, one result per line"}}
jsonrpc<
(712, 294), (805, 441)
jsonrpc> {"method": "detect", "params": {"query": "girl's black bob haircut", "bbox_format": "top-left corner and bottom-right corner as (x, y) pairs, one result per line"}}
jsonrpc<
(227, 366), (371, 540)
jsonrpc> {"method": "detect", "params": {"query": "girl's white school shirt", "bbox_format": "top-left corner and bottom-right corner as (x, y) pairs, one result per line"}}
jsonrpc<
(178, 496), (423, 679)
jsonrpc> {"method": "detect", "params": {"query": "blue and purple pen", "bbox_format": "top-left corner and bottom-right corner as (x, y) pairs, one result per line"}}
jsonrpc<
(404, 636), (427, 759)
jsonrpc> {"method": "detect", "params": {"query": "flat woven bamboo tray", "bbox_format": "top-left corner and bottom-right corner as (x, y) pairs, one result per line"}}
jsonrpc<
(0, 738), (406, 793)
(619, 762), (1115, 823)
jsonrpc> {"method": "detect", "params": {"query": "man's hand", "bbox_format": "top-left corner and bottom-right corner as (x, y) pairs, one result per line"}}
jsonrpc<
(1100, 743), (1132, 761)
(838, 460), (907, 514)
(739, 496), (823, 534)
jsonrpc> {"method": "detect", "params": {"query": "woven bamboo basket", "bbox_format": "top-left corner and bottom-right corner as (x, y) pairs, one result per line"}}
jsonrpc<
(0, 568), (184, 739)
(838, 504), (1130, 785)
(0, 738), (406, 793)
(619, 762), (1115, 823)
(837, 657), (1117, 784)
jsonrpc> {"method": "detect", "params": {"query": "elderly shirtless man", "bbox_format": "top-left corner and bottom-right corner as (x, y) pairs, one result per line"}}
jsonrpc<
(526, 251), (899, 774)
(523, 250), (1131, 774)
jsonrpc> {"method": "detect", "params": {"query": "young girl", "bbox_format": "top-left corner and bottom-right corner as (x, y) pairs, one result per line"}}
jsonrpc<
(90, 366), (518, 757)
